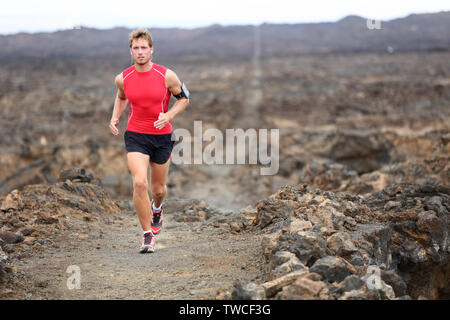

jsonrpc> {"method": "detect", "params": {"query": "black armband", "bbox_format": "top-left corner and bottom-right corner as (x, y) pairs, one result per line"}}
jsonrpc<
(173, 82), (190, 99)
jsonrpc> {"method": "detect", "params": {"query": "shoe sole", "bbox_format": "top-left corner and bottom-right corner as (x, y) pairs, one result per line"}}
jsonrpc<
(151, 226), (162, 235)
(139, 247), (155, 254)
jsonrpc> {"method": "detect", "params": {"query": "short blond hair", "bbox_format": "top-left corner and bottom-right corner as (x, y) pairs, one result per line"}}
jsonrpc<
(128, 28), (153, 48)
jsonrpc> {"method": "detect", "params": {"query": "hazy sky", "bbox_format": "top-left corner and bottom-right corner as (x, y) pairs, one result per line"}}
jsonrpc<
(1, 0), (449, 34)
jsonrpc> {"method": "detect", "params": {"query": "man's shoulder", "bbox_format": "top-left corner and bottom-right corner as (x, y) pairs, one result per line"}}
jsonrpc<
(152, 63), (169, 75)
(122, 65), (136, 77)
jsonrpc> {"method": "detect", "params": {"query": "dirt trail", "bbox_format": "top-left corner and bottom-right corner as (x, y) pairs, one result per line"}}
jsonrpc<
(237, 25), (262, 129)
(180, 25), (265, 211)
(13, 201), (265, 300)
(182, 164), (238, 210)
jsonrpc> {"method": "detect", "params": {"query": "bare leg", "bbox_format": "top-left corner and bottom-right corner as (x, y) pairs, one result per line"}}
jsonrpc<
(150, 157), (171, 208)
(127, 152), (151, 231)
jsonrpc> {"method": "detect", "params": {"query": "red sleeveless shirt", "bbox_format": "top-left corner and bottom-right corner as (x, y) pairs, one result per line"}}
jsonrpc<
(122, 63), (172, 135)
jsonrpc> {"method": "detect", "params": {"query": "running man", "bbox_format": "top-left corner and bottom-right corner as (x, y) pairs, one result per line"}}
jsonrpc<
(109, 29), (189, 253)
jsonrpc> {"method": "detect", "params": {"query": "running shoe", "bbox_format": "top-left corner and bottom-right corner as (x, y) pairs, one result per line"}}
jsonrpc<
(139, 232), (155, 253)
(151, 200), (163, 235)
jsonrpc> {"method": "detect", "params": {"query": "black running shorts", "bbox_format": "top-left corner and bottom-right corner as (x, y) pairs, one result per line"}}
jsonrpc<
(124, 131), (175, 164)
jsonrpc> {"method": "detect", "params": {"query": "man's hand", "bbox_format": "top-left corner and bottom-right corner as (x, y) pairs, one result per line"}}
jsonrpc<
(109, 118), (119, 135)
(154, 112), (171, 130)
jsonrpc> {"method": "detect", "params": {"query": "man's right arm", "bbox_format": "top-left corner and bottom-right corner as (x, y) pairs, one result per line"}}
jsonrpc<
(109, 74), (127, 136)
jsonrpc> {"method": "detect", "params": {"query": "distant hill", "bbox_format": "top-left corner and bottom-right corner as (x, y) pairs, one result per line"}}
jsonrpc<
(0, 11), (449, 61)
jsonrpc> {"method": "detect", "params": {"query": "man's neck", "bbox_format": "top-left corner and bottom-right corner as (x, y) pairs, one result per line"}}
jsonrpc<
(134, 61), (153, 72)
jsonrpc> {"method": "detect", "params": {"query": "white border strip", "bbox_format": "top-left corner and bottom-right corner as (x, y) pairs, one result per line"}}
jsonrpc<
(123, 69), (135, 81)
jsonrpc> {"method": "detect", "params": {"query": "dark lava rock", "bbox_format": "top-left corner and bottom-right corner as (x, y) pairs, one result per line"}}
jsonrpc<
(310, 256), (354, 283)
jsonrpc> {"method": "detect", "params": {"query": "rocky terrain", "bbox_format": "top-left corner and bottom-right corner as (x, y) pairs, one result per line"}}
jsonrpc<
(0, 12), (449, 299)
(229, 181), (449, 300)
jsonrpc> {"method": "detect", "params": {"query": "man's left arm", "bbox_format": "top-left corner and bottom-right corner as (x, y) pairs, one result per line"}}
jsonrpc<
(154, 69), (190, 130)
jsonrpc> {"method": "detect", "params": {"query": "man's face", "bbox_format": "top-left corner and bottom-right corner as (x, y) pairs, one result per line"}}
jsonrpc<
(130, 38), (153, 65)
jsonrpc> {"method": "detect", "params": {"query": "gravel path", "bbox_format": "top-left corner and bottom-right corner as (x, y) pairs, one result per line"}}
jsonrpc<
(12, 205), (265, 300)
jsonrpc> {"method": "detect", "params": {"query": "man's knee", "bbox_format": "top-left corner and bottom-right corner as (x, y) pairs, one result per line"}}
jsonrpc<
(134, 179), (148, 193)
(151, 184), (166, 198)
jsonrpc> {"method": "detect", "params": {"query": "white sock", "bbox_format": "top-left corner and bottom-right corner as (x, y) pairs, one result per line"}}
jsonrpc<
(152, 202), (162, 211)
(143, 230), (152, 235)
